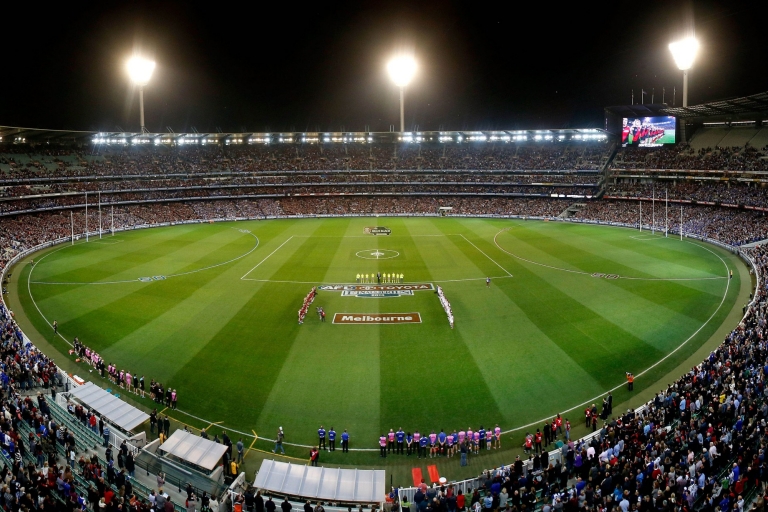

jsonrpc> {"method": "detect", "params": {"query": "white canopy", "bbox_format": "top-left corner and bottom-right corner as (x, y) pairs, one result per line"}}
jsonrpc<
(254, 460), (385, 504)
(159, 430), (229, 472)
(68, 382), (150, 432)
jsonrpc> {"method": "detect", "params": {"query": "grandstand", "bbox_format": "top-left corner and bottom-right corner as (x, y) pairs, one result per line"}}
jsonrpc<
(2, 92), (768, 512)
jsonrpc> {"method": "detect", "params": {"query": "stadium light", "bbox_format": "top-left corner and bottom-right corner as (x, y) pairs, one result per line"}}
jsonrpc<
(127, 56), (156, 133)
(668, 37), (698, 108)
(387, 55), (416, 133)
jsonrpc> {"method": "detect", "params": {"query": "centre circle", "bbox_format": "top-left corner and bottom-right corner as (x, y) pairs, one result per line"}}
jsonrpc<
(355, 249), (400, 260)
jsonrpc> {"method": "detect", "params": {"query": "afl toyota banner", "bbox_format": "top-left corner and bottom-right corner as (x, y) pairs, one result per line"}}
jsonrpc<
(364, 226), (391, 235)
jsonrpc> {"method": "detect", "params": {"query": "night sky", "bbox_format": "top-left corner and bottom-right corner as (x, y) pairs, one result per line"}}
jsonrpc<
(2, 0), (767, 133)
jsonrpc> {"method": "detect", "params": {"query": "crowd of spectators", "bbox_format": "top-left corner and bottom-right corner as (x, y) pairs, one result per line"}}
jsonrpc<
(0, 142), (610, 179)
(611, 146), (768, 172)
(605, 182), (768, 210)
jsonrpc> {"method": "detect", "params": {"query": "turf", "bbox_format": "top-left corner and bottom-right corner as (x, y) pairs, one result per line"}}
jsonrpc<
(13, 217), (742, 461)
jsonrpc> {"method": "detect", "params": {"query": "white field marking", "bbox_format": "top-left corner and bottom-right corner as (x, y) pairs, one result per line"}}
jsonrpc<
(240, 235), (294, 280)
(629, 235), (666, 241)
(498, 238), (732, 436)
(241, 277), (514, 285)
(168, 408), (380, 451)
(459, 234), (513, 277)
(88, 239), (125, 245)
(433, 276), (514, 283)
(22, 225), (734, 449)
(26, 248), (75, 348)
(80, 237), (734, 448)
(31, 229), (260, 285)
(493, 229), (726, 282)
(291, 234), (460, 238)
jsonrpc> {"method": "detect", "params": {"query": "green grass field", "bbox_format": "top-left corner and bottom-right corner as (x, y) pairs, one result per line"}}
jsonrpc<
(11, 217), (745, 467)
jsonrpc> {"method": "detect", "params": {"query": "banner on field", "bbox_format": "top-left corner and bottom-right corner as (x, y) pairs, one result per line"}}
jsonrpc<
(364, 226), (392, 236)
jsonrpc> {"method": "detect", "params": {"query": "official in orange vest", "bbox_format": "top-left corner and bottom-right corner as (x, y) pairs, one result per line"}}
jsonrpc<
(627, 372), (634, 391)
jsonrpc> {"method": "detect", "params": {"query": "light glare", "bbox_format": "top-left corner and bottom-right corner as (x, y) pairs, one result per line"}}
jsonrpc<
(127, 57), (156, 86)
(668, 37), (699, 71)
(387, 56), (417, 87)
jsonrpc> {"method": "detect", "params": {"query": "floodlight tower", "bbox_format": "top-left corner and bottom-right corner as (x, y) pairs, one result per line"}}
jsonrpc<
(127, 56), (156, 133)
(387, 55), (417, 133)
(668, 37), (699, 108)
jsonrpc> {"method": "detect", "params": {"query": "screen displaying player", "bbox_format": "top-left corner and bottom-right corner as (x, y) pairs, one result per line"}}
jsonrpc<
(621, 116), (676, 147)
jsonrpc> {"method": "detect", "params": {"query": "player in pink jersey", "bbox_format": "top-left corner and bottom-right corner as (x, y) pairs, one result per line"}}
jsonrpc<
(466, 428), (474, 446)
(446, 433), (454, 457)
(494, 424), (501, 449)
(429, 430), (437, 458)
(473, 431), (480, 454)
(458, 430), (466, 447)
(125, 372), (132, 393)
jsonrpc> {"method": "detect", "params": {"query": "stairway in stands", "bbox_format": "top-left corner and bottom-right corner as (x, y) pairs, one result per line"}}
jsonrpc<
(558, 203), (586, 219)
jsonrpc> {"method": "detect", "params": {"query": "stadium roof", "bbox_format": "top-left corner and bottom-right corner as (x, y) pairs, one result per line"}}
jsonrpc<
(604, 91), (768, 124)
(0, 126), (608, 145)
(661, 91), (768, 121)
(68, 382), (150, 432)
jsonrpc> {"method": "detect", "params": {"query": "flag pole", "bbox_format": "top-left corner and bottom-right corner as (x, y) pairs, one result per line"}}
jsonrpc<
(85, 192), (88, 242)
(639, 199), (642, 232)
(680, 205), (683, 241)
(70, 211), (74, 245)
(111, 205), (114, 236)
(652, 187), (655, 234)
(665, 188), (668, 237)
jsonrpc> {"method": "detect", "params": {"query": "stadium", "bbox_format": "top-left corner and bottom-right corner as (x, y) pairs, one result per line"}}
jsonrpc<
(2, 5), (768, 512)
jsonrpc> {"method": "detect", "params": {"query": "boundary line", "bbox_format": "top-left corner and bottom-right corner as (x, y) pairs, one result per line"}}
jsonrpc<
(498, 240), (732, 436)
(459, 234), (513, 277)
(18, 221), (737, 450)
(240, 236), (294, 280)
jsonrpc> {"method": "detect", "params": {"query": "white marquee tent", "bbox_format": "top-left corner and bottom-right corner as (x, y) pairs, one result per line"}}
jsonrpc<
(68, 382), (149, 432)
(159, 430), (229, 472)
(254, 460), (385, 504)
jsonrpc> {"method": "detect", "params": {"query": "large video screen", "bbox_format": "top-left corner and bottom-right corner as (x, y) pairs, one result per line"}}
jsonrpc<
(621, 116), (676, 147)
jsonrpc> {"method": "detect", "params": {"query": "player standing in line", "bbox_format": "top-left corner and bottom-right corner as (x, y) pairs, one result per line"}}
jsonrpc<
(472, 430), (480, 455)
(486, 277), (490, 288)
(396, 427), (405, 454)
(494, 424), (501, 449)
(413, 430), (421, 458)
(387, 429), (395, 454)
(419, 433), (428, 458)
(458, 429), (466, 450)
(379, 434), (387, 457)
(446, 431), (454, 457)
(438, 429), (446, 456)
(328, 427), (336, 451)
(318, 426), (326, 450)
(341, 429), (349, 452)
(429, 430), (437, 458)
(478, 426), (486, 450)
(406, 432), (413, 456)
